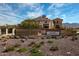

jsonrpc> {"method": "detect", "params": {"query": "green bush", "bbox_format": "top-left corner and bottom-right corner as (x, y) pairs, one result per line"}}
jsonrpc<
(40, 41), (44, 45)
(3, 46), (15, 52)
(50, 46), (59, 51)
(47, 40), (53, 43)
(14, 44), (21, 47)
(30, 48), (43, 56)
(28, 42), (36, 46)
(17, 48), (27, 53)
(33, 44), (41, 48)
(47, 36), (52, 39)
(20, 19), (40, 29)
(28, 42), (42, 48)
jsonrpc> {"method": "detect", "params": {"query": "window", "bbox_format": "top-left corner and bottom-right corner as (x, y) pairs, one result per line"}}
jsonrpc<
(43, 24), (49, 29)
(1, 28), (6, 34)
(57, 21), (59, 23)
(56, 25), (60, 28)
(8, 28), (12, 33)
(45, 21), (47, 23)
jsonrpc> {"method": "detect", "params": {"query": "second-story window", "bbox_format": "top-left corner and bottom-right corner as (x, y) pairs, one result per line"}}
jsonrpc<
(57, 21), (59, 23)
(45, 21), (47, 23)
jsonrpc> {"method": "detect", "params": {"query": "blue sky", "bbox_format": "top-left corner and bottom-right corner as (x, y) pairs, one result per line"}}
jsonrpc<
(0, 3), (79, 25)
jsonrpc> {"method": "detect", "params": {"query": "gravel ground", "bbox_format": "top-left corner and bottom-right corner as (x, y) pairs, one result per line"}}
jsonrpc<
(0, 35), (79, 56)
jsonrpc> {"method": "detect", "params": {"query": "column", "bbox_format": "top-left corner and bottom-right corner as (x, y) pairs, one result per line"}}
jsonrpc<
(0, 29), (1, 35)
(12, 28), (15, 35)
(6, 28), (8, 35)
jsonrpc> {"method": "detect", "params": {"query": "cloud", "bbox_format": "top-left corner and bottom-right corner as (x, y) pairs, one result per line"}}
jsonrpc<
(0, 4), (26, 25)
(0, 3), (45, 25)
(25, 3), (44, 18)
(25, 3), (41, 9)
(0, 14), (19, 25)
(47, 14), (52, 18)
(47, 3), (69, 18)
(0, 3), (78, 25)
(11, 3), (43, 18)
(59, 11), (79, 23)
(67, 12), (79, 23)
(15, 3), (41, 11)
(48, 3), (66, 10)
(53, 3), (66, 8)
(26, 10), (43, 18)
(47, 4), (60, 18)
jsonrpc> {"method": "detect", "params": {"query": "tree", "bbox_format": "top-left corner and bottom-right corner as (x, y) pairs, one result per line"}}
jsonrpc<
(20, 19), (40, 29)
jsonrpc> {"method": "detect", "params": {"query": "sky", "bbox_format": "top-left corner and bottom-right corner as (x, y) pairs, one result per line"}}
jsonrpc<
(0, 3), (79, 25)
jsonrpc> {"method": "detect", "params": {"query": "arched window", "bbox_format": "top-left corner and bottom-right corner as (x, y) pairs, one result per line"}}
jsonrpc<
(57, 21), (59, 23)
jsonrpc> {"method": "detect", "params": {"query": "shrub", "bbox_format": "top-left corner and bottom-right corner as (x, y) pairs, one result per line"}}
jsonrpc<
(14, 44), (21, 47)
(17, 48), (27, 53)
(47, 40), (53, 43)
(64, 28), (77, 36)
(28, 36), (35, 39)
(2, 39), (7, 42)
(46, 36), (52, 39)
(71, 36), (78, 41)
(28, 42), (36, 46)
(1, 36), (5, 38)
(1, 43), (6, 46)
(14, 36), (20, 39)
(30, 48), (43, 56)
(28, 42), (42, 49)
(33, 44), (41, 48)
(40, 41), (44, 45)
(9, 35), (14, 39)
(41, 37), (44, 39)
(49, 46), (59, 51)
(20, 39), (25, 43)
(3, 46), (15, 52)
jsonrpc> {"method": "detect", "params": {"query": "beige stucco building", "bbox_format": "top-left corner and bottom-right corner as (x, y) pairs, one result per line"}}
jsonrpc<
(35, 15), (54, 29)
(35, 15), (63, 29)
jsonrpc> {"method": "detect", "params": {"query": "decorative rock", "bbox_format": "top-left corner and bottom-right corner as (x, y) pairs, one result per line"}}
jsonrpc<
(66, 52), (71, 55)
(38, 50), (41, 52)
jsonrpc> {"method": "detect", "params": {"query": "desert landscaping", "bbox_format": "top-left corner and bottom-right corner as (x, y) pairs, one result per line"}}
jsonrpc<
(0, 34), (78, 56)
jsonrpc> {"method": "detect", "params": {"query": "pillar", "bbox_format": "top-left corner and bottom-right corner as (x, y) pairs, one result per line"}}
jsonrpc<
(0, 29), (1, 35)
(6, 28), (8, 35)
(12, 28), (15, 35)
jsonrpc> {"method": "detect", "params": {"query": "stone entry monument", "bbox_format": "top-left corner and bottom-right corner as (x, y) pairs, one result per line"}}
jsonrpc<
(0, 25), (16, 36)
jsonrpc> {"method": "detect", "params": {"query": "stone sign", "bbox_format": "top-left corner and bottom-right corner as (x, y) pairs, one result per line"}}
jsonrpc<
(47, 31), (60, 36)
